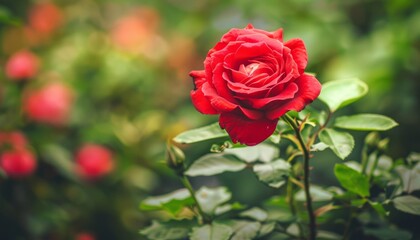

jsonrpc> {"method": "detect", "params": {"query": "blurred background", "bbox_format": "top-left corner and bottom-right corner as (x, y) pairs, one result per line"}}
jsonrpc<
(0, 0), (419, 239)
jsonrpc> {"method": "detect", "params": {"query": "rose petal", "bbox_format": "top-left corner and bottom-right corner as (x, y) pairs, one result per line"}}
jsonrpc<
(219, 112), (278, 146)
(202, 82), (237, 112)
(266, 74), (321, 119)
(190, 71), (217, 114)
(248, 83), (298, 108)
(284, 38), (307, 73)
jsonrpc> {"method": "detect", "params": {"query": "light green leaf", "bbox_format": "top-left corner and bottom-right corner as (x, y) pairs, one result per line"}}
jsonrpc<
(368, 201), (388, 217)
(140, 189), (194, 215)
(295, 185), (334, 202)
(226, 221), (261, 240)
(319, 128), (354, 160)
(334, 164), (370, 197)
(196, 187), (231, 215)
(257, 222), (276, 238)
(319, 78), (368, 112)
(190, 222), (233, 240)
(253, 159), (291, 188)
(224, 143), (279, 163)
(140, 220), (196, 240)
(392, 195), (420, 215)
(173, 123), (228, 144)
(239, 207), (268, 221)
(185, 154), (246, 177)
(334, 114), (398, 131)
(214, 202), (245, 215)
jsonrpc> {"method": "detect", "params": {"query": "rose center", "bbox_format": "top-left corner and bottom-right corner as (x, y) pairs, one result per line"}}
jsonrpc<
(242, 63), (260, 76)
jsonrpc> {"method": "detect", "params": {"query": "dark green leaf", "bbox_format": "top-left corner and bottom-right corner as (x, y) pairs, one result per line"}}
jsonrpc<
(364, 227), (412, 240)
(239, 207), (268, 221)
(190, 222), (233, 240)
(334, 164), (370, 197)
(224, 143), (278, 163)
(334, 114), (398, 131)
(185, 154), (246, 177)
(140, 220), (196, 240)
(318, 78), (368, 112)
(392, 195), (420, 215)
(225, 220), (261, 240)
(140, 189), (194, 215)
(196, 187), (231, 215)
(173, 123), (228, 144)
(253, 159), (291, 188)
(319, 128), (354, 160)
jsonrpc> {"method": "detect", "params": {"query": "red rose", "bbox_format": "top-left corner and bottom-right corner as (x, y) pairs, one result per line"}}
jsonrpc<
(0, 149), (36, 178)
(5, 50), (39, 80)
(28, 2), (63, 36)
(75, 144), (114, 180)
(190, 24), (321, 145)
(75, 232), (95, 240)
(23, 82), (74, 125)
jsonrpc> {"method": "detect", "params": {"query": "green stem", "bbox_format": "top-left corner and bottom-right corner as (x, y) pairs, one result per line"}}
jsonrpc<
(360, 145), (369, 175)
(287, 178), (304, 239)
(282, 114), (317, 240)
(180, 175), (211, 224)
(367, 151), (379, 182)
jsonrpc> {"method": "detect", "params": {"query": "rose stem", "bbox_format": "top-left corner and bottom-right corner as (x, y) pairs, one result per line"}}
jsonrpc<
(282, 113), (317, 240)
(180, 175), (211, 224)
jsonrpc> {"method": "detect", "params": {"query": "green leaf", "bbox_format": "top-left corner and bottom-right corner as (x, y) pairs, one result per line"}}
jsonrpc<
(190, 222), (233, 240)
(140, 189), (194, 215)
(368, 201), (388, 217)
(41, 144), (77, 181)
(253, 159), (291, 188)
(226, 220), (261, 240)
(392, 195), (420, 215)
(319, 128), (354, 160)
(364, 227), (412, 240)
(196, 187), (231, 215)
(173, 123), (228, 144)
(334, 164), (370, 197)
(224, 143), (279, 163)
(185, 154), (246, 177)
(257, 222), (276, 238)
(140, 220), (196, 240)
(295, 185), (333, 202)
(318, 78), (368, 112)
(239, 207), (268, 221)
(334, 114), (398, 131)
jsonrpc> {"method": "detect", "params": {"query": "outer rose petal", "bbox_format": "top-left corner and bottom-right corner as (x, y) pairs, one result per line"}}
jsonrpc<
(219, 112), (277, 146)
(190, 71), (217, 114)
(266, 74), (321, 119)
(284, 38), (307, 73)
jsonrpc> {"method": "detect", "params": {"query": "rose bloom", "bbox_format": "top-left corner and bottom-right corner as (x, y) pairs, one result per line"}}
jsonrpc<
(75, 144), (114, 180)
(28, 2), (63, 35)
(190, 24), (321, 145)
(23, 82), (74, 125)
(5, 50), (39, 80)
(75, 232), (95, 240)
(0, 149), (36, 178)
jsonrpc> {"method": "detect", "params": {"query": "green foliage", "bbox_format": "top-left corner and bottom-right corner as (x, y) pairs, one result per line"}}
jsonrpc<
(392, 195), (420, 216)
(140, 189), (194, 215)
(318, 78), (368, 112)
(185, 154), (246, 177)
(140, 220), (197, 240)
(173, 123), (228, 144)
(252, 159), (291, 188)
(190, 222), (233, 240)
(334, 164), (370, 197)
(334, 114), (398, 131)
(319, 128), (355, 160)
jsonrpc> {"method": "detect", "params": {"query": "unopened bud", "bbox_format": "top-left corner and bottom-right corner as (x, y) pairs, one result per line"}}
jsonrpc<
(377, 138), (389, 153)
(365, 132), (380, 148)
(166, 144), (185, 175)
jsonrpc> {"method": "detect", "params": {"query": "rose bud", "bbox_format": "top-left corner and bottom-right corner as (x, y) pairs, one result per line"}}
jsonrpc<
(28, 2), (63, 36)
(75, 232), (95, 240)
(5, 50), (39, 80)
(23, 82), (74, 125)
(75, 144), (114, 180)
(0, 149), (36, 178)
(189, 24), (321, 146)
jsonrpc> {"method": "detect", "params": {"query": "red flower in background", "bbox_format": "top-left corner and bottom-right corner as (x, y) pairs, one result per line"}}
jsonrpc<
(190, 24), (321, 145)
(0, 132), (36, 178)
(0, 149), (36, 178)
(75, 144), (114, 180)
(23, 82), (74, 125)
(75, 232), (95, 240)
(5, 50), (39, 80)
(28, 2), (63, 36)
